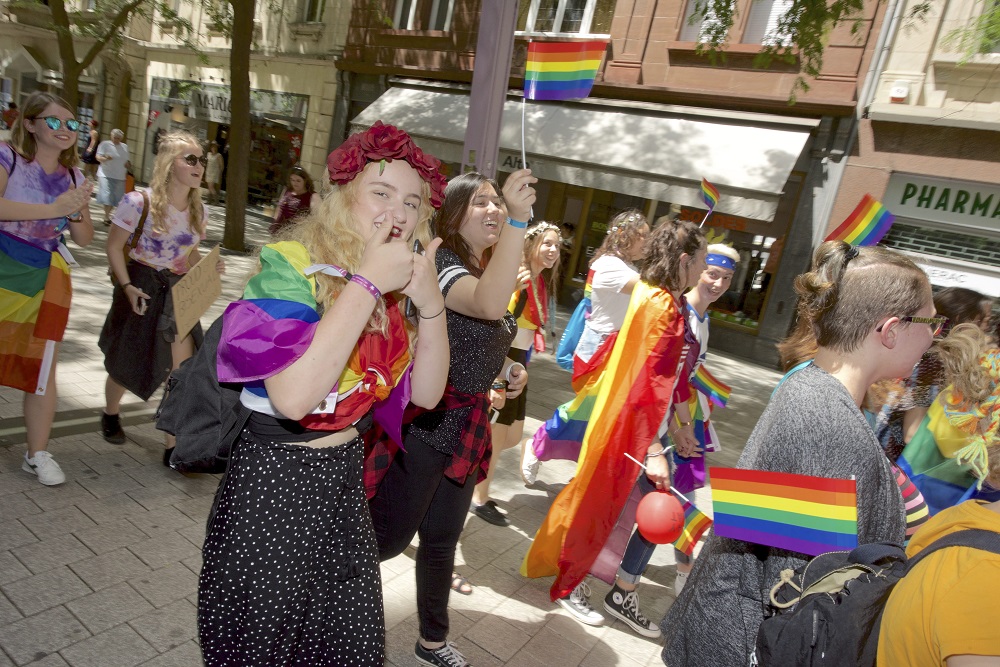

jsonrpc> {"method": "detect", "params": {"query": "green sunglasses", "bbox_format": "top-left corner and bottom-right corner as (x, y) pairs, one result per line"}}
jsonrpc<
(35, 116), (83, 132)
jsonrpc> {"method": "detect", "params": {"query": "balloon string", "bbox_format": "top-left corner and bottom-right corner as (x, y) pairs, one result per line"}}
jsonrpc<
(623, 451), (694, 505)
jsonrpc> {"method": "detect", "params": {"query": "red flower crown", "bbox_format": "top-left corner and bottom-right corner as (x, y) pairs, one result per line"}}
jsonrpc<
(326, 121), (447, 209)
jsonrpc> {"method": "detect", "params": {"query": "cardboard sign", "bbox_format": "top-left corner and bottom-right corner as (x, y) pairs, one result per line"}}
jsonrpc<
(172, 244), (222, 339)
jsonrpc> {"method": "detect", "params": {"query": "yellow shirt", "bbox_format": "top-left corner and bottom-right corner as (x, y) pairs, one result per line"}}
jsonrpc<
(877, 500), (1000, 666)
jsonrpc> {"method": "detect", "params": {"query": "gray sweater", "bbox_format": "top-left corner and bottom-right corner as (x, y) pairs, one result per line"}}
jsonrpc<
(660, 363), (905, 667)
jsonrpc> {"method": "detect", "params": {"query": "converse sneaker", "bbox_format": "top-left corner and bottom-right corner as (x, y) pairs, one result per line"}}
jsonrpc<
(22, 451), (65, 486)
(520, 445), (541, 485)
(414, 641), (470, 667)
(470, 500), (509, 526)
(674, 570), (689, 596)
(100, 412), (126, 444)
(603, 585), (661, 638)
(557, 581), (605, 626)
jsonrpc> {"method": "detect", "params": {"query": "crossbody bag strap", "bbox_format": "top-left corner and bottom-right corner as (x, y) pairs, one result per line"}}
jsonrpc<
(906, 528), (1000, 574)
(128, 190), (150, 250)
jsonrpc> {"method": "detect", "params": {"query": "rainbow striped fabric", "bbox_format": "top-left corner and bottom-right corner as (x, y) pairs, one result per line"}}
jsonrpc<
(524, 41), (606, 101)
(673, 499), (713, 556)
(0, 231), (72, 395)
(691, 365), (730, 409)
(824, 194), (896, 245)
(701, 178), (720, 211)
(711, 467), (858, 556)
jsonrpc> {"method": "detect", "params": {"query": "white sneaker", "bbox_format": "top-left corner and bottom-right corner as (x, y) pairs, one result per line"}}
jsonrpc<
(557, 581), (605, 626)
(521, 445), (541, 485)
(22, 451), (66, 486)
(674, 570), (689, 596)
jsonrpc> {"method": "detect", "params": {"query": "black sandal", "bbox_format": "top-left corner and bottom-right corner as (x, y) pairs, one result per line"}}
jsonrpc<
(450, 572), (473, 596)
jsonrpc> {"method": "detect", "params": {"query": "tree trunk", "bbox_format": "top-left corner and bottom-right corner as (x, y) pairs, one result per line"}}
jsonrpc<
(223, 0), (253, 252)
(61, 65), (81, 111)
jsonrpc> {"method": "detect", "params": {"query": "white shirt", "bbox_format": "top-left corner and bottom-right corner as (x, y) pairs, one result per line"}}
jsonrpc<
(96, 140), (130, 180)
(587, 255), (639, 334)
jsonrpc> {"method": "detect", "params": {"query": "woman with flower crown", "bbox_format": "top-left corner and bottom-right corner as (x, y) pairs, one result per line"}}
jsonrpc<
(197, 122), (450, 666)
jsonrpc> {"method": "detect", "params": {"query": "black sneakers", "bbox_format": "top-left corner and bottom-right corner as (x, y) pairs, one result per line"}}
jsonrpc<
(414, 641), (470, 667)
(603, 585), (661, 638)
(470, 500), (509, 526)
(100, 412), (126, 444)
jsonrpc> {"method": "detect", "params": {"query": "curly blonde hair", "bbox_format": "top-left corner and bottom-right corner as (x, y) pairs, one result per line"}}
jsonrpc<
(147, 131), (205, 237)
(523, 221), (562, 299)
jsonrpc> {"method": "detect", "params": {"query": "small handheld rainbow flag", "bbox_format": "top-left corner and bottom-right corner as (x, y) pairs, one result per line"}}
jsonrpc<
(701, 178), (720, 211)
(691, 365), (730, 409)
(824, 194), (895, 246)
(673, 499), (713, 556)
(524, 41), (606, 101)
(710, 467), (858, 556)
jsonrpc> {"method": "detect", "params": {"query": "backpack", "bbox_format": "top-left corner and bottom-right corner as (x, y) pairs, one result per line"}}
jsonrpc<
(155, 315), (250, 474)
(754, 529), (1000, 667)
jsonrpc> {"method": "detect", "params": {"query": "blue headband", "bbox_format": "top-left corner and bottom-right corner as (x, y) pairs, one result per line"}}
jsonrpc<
(706, 253), (736, 270)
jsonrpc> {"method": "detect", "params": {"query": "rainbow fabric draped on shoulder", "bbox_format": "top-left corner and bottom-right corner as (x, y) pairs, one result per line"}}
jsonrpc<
(521, 281), (687, 600)
(216, 241), (411, 431)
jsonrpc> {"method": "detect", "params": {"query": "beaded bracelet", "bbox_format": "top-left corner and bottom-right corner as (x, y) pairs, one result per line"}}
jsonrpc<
(506, 216), (528, 229)
(349, 274), (381, 301)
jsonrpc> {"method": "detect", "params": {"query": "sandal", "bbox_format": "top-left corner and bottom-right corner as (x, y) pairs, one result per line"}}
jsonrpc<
(450, 572), (473, 596)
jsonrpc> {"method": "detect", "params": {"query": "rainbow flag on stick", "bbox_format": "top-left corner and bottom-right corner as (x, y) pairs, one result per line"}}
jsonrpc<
(824, 194), (895, 246)
(710, 467), (858, 556)
(524, 41), (606, 101)
(701, 178), (720, 211)
(673, 499), (713, 556)
(691, 365), (730, 409)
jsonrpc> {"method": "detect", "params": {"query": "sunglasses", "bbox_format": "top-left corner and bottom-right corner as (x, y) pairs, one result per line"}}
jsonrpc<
(876, 315), (950, 336)
(181, 154), (208, 167)
(35, 116), (82, 132)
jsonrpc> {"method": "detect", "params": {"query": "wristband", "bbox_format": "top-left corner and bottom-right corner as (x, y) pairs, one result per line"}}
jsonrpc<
(349, 273), (381, 301)
(419, 305), (446, 320)
(506, 216), (528, 229)
(120, 282), (132, 290)
(505, 362), (525, 383)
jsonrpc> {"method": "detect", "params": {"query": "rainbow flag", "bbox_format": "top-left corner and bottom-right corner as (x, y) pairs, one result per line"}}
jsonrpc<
(673, 499), (713, 556)
(701, 178), (720, 211)
(710, 467), (858, 556)
(522, 282), (687, 600)
(691, 365), (730, 409)
(0, 231), (72, 395)
(524, 41), (606, 101)
(824, 194), (895, 246)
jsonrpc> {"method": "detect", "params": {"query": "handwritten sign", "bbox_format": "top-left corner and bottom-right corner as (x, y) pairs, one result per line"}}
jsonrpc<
(172, 244), (222, 339)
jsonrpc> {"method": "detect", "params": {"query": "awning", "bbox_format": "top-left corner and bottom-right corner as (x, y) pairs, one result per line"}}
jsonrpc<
(351, 85), (817, 221)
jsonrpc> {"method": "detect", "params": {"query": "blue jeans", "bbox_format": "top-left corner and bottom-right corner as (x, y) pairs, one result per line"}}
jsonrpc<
(617, 464), (690, 585)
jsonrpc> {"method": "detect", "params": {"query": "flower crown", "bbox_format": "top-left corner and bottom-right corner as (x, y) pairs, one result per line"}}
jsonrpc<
(525, 221), (561, 241)
(326, 121), (448, 209)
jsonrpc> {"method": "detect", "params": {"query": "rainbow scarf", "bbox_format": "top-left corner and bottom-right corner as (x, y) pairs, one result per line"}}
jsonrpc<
(711, 467), (858, 556)
(674, 499), (713, 556)
(524, 41), (606, 101)
(0, 230), (72, 395)
(824, 194), (895, 246)
(522, 282), (686, 600)
(510, 277), (547, 331)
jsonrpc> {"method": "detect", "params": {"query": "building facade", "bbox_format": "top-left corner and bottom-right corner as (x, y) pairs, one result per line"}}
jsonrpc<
(830, 0), (1000, 298)
(337, 0), (890, 365)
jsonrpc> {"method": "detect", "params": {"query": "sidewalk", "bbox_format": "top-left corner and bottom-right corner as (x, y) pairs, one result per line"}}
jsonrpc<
(0, 201), (783, 667)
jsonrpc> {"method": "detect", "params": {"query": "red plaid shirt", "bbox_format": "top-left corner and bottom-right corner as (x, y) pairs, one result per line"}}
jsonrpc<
(364, 385), (492, 499)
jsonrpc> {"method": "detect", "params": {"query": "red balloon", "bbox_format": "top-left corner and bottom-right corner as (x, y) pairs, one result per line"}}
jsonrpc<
(636, 490), (685, 544)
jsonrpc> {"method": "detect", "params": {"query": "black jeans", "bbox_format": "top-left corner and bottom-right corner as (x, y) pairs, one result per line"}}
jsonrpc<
(369, 434), (477, 643)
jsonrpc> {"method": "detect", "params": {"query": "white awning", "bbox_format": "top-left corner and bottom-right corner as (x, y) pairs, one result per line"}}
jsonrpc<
(351, 86), (817, 221)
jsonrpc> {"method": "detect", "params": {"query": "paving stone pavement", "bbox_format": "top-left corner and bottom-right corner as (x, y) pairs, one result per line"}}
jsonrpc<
(0, 198), (783, 666)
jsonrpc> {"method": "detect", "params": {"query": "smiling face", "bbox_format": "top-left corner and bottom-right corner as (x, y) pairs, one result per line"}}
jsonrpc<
(458, 182), (505, 255)
(172, 143), (205, 190)
(27, 103), (79, 154)
(350, 159), (424, 242)
(534, 230), (561, 270)
(696, 264), (735, 304)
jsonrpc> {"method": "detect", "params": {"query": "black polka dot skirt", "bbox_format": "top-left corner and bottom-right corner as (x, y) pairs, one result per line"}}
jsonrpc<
(198, 431), (385, 666)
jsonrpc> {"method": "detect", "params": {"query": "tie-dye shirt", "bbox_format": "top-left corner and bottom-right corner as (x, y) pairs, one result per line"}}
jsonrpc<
(113, 190), (206, 275)
(0, 143), (84, 251)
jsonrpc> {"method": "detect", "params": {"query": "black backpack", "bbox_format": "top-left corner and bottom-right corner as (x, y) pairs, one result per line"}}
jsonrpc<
(155, 315), (250, 474)
(754, 529), (1000, 667)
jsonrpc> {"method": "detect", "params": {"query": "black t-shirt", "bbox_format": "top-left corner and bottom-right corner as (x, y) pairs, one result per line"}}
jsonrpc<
(407, 248), (517, 454)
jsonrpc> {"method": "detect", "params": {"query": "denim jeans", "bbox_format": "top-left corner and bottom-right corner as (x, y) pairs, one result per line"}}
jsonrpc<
(617, 468), (690, 585)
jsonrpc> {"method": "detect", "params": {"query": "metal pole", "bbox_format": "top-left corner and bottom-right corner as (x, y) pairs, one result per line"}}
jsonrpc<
(461, 0), (519, 178)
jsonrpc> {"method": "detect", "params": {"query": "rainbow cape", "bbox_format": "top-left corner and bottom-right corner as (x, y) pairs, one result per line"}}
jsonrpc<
(673, 499), (713, 557)
(0, 231), (72, 395)
(691, 364), (730, 409)
(711, 467), (858, 556)
(824, 194), (895, 246)
(700, 178), (720, 211)
(522, 282), (687, 600)
(524, 41), (606, 101)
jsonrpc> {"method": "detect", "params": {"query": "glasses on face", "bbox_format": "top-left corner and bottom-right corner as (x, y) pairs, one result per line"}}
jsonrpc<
(876, 315), (950, 336)
(181, 154), (208, 167)
(35, 116), (82, 132)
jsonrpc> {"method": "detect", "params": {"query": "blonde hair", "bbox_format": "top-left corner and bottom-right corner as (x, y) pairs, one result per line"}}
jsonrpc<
(706, 243), (740, 264)
(524, 221), (562, 300)
(280, 172), (434, 335)
(936, 324), (994, 405)
(147, 131), (205, 237)
(10, 92), (79, 168)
